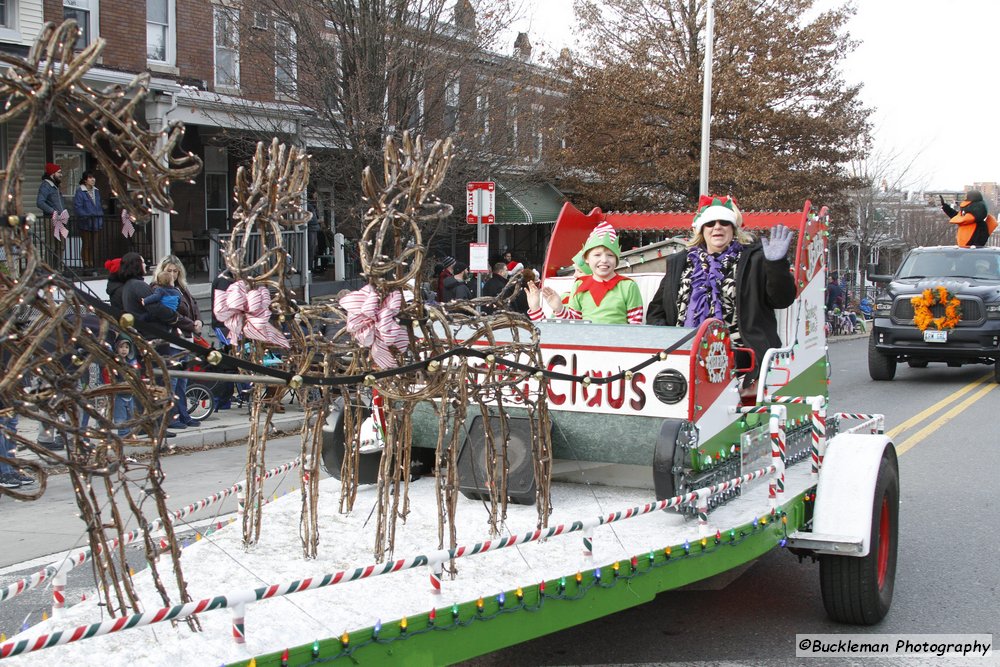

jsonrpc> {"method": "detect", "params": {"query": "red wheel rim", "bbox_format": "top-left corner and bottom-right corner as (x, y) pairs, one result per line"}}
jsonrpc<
(876, 495), (890, 589)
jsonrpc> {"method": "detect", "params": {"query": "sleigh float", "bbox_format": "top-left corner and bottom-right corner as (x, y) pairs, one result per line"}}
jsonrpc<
(0, 202), (897, 667)
(297, 200), (898, 665)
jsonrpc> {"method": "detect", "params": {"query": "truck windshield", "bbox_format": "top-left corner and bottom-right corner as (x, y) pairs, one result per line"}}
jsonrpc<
(897, 251), (1000, 280)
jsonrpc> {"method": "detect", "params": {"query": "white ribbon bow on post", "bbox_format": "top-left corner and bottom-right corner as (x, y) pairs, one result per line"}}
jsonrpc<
(121, 210), (135, 238)
(51, 210), (69, 240)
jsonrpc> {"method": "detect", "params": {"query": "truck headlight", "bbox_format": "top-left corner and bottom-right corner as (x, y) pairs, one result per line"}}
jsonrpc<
(874, 301), (892, 313)
(986, 303), (1000, 319)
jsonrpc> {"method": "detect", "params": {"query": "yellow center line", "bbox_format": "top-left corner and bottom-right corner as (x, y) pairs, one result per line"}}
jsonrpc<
(895, 381), (998, 457)
(885, 372), (993, 440)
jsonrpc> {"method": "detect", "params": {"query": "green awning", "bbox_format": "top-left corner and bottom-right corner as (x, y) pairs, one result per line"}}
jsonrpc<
(495, 181), (566, 225)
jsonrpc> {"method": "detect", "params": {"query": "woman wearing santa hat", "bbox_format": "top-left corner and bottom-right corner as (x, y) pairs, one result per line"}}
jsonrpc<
(646, 195), (796, 391)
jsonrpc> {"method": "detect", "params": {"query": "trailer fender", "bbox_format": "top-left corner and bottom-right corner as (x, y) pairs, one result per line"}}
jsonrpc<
(810, 434), (896, 557)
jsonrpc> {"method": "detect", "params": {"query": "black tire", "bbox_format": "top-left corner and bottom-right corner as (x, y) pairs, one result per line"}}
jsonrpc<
(867, 335), (896, 381)
(185, 384), (215, 421)
(995, 358), (1000, 384)
(906, 360), (928, 368)
(819, 446), (899, 624)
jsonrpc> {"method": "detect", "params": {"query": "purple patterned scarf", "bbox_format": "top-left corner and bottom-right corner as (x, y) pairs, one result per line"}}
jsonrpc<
(683, 241), (743, 327)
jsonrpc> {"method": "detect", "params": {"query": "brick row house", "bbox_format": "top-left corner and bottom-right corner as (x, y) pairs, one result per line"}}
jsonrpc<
(0, 0), (567, 285)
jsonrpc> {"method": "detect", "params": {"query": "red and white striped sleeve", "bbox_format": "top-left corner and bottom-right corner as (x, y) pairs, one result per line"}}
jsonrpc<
(625, 280), (644, 325)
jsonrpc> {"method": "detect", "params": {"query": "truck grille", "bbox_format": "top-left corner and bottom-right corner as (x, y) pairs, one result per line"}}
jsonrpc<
(892, 297), (982, 322)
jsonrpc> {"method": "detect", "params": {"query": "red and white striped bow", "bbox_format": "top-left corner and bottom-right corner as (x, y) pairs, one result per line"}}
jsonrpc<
(339, 285), (409, 369)
(52, 210), (69, 240)
(212, 281), (289, 349)
(121, 210), (135, 238)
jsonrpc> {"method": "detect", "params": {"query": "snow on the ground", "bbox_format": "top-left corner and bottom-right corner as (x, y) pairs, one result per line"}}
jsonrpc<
(4, 460), (804, 666)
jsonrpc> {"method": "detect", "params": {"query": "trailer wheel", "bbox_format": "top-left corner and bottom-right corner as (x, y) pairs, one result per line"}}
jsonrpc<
(867, 335), (896, 381)
(819, 446), (898, 624)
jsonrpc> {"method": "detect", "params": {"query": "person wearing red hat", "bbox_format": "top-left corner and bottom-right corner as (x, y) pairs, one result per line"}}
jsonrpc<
(38, 163), (65, 213)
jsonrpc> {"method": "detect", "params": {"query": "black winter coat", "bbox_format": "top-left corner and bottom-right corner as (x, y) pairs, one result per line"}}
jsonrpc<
(443, 275), (473, 301)
(121, 277), (197, 335)
(645, 242), (797, 383)
(106, 275), (126, 311)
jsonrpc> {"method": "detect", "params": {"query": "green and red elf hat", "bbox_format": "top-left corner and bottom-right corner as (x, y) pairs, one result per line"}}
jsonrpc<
(692, 195), (742, 232)
(572, 221), (621, 275)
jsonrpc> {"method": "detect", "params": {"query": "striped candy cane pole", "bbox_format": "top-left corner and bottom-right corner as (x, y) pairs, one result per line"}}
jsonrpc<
(768, 404), (787, 509)
(51, 570), (66, 621)
(428, 560), (443, 604)
(695, 489), (710, 537)
(231, 603), (246, 644)
(810, 395), (826, 478)
(580, 517), (599, 568)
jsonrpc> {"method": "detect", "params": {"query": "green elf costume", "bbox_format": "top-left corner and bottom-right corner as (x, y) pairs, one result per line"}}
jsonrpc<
(529, 221), (644, 324)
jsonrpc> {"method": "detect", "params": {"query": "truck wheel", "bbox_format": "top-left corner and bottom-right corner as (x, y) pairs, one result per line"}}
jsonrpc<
(906, 360), (928, 368)
(867, 336), (896, 381)
(819, 446), (899, 625)
(995, 358), (1000, 384)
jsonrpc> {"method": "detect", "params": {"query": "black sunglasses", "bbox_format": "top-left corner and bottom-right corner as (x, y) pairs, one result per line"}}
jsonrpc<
(703, 219), (733, 229)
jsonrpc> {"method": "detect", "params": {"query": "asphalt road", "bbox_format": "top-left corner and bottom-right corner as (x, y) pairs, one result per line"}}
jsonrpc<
(464, 336), (1000, 666)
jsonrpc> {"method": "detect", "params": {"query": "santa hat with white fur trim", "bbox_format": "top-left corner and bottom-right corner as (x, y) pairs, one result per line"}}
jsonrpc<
(506, 261), (523, 274)
(692, 195), (742, 232)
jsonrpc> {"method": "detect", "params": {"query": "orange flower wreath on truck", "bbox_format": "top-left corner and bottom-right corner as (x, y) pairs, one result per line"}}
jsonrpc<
(911, 286), (961, 331)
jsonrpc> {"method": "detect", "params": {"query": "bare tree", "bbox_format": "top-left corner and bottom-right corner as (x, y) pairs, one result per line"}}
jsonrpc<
(206, 0), (557, 248)
(555, 0), (870, 211)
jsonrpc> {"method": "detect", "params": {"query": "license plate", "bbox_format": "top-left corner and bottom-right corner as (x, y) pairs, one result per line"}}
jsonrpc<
(924, 330), (947, 343)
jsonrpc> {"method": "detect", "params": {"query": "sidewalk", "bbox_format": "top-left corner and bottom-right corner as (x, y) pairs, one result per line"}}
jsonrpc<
(12, 394), (309, 463)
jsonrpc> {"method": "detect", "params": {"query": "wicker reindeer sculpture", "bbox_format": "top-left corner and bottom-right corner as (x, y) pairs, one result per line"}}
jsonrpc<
(331, 133), (554, 564)
(0, 21), (202, 623)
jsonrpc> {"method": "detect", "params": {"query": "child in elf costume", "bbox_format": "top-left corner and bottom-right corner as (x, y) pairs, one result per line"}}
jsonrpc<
(527, 221), (643, 324)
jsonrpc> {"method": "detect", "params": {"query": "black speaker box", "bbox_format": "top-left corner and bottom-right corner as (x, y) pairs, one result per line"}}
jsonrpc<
(321, 397), (382, 485)
(457, 415), (540, 505)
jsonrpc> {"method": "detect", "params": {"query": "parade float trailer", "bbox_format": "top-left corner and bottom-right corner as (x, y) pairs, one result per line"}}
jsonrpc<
(0, 202), (898, 667)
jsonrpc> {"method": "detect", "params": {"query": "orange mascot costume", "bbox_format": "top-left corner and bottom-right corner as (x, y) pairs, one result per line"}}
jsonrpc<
(941, 190), (997, 248)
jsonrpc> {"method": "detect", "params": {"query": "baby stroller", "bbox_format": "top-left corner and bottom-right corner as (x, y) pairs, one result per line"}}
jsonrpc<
(184, 331), (283, 419)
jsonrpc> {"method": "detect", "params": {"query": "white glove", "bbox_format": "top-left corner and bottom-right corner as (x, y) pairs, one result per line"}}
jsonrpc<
(762, 224), (794, 261)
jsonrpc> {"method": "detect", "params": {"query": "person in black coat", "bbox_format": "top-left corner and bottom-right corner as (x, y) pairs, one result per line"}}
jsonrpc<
(442, 262), (473, 301)
(117, 252), (197, 336)
(482, 262), (509, 297)
(646, 196), (796, 389)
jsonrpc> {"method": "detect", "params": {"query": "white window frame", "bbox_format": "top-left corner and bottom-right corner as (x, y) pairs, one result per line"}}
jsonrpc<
(477, 94), (489, 143)
(146, 0), (176, 66)
(213, 6), (240, 90)
(252, 10), (269, 30)
(274, 19), (297, 98)
(0, 0), (16, 30)
(63, 0), (99, 50)
(532, 103), (544, 161)
(444, 79), (460, 134)
(407, 77), (424, 130)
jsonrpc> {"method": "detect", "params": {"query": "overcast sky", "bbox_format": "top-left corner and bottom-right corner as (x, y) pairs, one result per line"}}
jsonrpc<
(508, 0), (998, 193)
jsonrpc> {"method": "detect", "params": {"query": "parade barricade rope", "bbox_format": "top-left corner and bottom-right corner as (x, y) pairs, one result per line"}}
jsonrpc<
(0, 458), (302, 607)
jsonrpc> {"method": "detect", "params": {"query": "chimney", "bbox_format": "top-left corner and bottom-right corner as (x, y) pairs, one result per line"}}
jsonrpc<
(455, 0), (475, 32)
(514, 32), (532, 61)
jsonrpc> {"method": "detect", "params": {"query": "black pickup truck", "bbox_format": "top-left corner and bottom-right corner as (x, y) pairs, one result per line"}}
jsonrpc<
(868, 246), (1000, 382)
